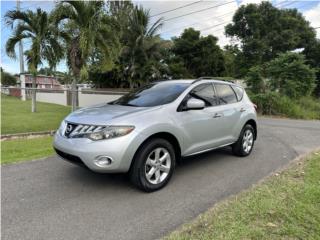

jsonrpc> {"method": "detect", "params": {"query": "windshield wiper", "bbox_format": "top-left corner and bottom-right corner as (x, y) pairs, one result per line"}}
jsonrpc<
(119, 103), (138, 107)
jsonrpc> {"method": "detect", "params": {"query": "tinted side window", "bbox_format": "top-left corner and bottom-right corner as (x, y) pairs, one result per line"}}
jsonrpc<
(231, 85), (244, 101)
(215, 84), (237, 104)
(190, 83), (218, 106)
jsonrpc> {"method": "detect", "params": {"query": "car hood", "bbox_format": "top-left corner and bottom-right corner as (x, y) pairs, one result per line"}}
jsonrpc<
(65, 103), (153, 125)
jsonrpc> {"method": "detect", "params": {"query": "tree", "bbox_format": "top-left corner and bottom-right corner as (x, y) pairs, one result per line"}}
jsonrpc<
(245, 52), (316, 98)
(5, 8), (65, 112)
(38, 67), (55, 76)
(267, 52), (316, 98)
(245, 65), (267, 93)
(304, 39), (320, 97)
(53, 0), (116, 109)
(225, 1), (317, 77)
(172, 28), (225, 78)
(0, 68), (17, 86)
(120, 5), (164, 88)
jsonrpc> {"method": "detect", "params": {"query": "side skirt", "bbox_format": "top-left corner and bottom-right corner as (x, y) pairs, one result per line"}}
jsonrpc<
(183, 142), (236, 157)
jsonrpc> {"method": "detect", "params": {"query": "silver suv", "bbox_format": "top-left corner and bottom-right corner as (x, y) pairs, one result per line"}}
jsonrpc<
(54, 79), (257, 192)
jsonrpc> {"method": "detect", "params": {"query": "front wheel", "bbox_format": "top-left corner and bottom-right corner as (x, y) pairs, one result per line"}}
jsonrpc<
(232, 124), (255, 157)
(129, 138), (176, 192)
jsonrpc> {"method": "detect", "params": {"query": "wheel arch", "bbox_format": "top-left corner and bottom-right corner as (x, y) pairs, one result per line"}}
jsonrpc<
(245, 119), (257, 140)
(129, 132), (182, 171)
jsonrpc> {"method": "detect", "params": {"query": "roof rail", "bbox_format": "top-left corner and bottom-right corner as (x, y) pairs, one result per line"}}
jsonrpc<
(192, 76), (235, 84)
(192, 76), (213, 84)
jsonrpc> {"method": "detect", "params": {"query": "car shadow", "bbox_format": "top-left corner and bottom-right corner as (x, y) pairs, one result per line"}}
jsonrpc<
(179, 146), (233, 166)
(61, 146), (236, 192)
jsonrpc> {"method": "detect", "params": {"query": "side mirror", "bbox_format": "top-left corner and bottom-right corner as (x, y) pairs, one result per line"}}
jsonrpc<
(186, 98), (205, 110)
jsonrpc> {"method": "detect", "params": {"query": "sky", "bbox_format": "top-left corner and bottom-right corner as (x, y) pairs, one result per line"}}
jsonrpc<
(1, 0), (320, 75)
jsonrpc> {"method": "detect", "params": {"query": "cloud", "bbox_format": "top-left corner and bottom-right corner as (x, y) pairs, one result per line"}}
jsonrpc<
(239, 0), (268, 5)
(137, 1), (238, 46)
(303, 2), (320, 38)
(140, 0), (320, 47)
(1, 61), (20, 75)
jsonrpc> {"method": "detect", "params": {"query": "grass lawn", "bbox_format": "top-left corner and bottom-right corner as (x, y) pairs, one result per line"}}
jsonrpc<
(165, 152), (320, 240)
(1, 136), (55, 164)
(1, 94), (70, 134)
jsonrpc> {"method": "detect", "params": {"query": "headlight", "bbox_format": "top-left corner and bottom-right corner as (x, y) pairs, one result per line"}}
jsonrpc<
(58, 120), (67, 135)
(88, 126), (135, 141)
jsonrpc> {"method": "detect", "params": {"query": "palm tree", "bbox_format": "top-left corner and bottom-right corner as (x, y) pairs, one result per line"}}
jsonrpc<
(53, 1), (116, 110)
(121, 6), (163, 88)
(5, 8), (65, 112)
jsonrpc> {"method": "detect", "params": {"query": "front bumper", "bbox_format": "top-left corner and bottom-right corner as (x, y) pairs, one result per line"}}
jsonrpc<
(53, 131), (144, 173)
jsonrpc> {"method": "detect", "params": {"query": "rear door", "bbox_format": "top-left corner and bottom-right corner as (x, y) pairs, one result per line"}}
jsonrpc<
(213, 83), (242, 143)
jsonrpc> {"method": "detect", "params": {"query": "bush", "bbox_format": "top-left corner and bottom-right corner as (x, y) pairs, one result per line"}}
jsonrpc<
(249, 92), (320, 119)
(0, 68), (16, 86)
(267, 53), (316, 98)
(246, 53), (317, 98)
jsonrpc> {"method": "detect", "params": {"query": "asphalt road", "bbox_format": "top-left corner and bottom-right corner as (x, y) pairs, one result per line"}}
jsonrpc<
(2, 117), (320, 240)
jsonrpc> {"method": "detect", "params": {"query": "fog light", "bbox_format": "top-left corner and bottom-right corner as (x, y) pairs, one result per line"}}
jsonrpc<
(94, 156), (113, 167)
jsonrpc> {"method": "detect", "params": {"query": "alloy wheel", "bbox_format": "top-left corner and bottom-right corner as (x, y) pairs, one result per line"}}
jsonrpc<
(242, 129), (254, 153)
(145, 147), (171, 185)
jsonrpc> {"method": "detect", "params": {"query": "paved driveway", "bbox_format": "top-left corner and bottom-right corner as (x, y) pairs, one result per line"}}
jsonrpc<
(2, 118), (320, 240)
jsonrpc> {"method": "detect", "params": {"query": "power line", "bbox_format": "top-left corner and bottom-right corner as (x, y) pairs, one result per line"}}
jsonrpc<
(198, 21), (230, 32)
(163, 1), (235, 22)
(151, 1), (202, 18)
(199, 1), (306, 34)
(19, 1), (42, 10)
(160, 0), (300, 37)
(277, 1), (299, 8)
(198, 1), (301, 33)
(160, 10), (235, 35)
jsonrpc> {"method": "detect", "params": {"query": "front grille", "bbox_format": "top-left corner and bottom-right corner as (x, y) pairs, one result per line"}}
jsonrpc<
(54, 148), (86, 167)
(64, 122), (106, 138)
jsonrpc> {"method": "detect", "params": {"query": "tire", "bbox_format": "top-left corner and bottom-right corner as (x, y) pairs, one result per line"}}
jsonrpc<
(129, 138), (176, 192)
(232, 124), (255, 157)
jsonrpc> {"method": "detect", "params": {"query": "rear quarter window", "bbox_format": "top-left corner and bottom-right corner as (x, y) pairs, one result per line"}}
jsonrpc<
(214, 83), (238, 104)
(231, 85), (244, 101)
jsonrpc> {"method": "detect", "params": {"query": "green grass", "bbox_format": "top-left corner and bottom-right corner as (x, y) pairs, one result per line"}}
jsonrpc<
(1, 136), (55, 164)
(1, 94), (70, 134)
(249, 92), (320, 120)
(165, 152), (320, 240)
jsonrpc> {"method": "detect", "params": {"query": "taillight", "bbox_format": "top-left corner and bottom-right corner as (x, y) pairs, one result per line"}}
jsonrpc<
(253, 103), (257, 110)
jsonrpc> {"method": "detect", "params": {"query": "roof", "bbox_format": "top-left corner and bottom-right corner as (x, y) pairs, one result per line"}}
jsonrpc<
(21, 73), (57, 78)
(157, 79), (237, 86)
(23, 75), (61, 85)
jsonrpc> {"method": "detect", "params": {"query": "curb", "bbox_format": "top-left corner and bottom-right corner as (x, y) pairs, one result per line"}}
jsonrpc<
(1, 130), (56, 141)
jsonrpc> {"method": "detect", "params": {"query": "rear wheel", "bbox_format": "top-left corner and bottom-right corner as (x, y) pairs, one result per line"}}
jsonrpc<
(129, 138), (176, 192)
(232, 124), (255, 157)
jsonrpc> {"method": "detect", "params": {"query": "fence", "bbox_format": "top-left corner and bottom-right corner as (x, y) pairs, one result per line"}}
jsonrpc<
(1, 87), (128, 108)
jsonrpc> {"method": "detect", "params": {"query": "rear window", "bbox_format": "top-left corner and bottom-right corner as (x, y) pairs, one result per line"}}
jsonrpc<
(214, 83), (237, 104)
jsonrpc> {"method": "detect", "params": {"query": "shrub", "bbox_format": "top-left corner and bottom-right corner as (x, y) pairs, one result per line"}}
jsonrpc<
(249, 92), (320, 119)
(267, 53), (316, 98)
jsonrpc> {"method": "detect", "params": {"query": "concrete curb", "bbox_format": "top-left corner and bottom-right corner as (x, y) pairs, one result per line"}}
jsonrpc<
(1, 130), (56, 141)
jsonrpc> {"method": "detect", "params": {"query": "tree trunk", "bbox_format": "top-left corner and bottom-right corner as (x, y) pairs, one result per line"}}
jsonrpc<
(31, 74), (37, 113)
(71, 78), (77, 112)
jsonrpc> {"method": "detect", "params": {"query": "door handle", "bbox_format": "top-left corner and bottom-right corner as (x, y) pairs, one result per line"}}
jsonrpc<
(240, 108), (246, 112)
(213, 113), (223, 118)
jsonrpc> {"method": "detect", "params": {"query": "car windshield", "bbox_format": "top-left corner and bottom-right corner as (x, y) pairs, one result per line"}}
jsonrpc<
(111, 82), (190, 107)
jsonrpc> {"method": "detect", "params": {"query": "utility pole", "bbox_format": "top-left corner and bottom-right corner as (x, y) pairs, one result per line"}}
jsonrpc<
(17, 0), (24, 74)
(17, 0), (26, 101)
